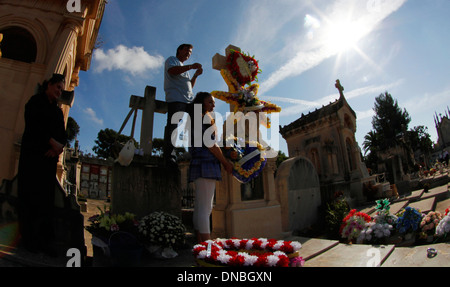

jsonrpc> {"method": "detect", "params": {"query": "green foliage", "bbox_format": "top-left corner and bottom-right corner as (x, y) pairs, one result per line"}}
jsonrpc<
(92, 128), (133, 159)
(371, 91), (411, 150)
(66, 116), (80, 147)
(324, 199), (350, 238)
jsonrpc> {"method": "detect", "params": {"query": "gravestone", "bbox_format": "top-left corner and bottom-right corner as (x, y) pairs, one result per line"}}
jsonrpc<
(275, 156), (321, 234)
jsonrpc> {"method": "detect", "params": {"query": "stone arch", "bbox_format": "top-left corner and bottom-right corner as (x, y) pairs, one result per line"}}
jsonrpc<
(0, 26), (37, 63)
(0, 16), (50, 64)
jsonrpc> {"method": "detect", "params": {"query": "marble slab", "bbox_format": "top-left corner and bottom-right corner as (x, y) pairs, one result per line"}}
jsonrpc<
(382, 243), (450, 267)
(408, 197), (436, 213)
(286, 236), (339, 261)
(304, 243), (395, 267)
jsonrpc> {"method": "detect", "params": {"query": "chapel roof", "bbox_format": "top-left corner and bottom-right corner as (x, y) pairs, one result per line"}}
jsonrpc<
(279, 90), (356, 137)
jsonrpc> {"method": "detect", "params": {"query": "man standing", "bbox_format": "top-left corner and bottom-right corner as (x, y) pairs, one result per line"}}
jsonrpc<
(163, 44), (203, 165)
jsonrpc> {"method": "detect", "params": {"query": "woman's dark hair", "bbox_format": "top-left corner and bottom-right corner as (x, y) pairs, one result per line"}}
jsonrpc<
(189, 92), (211, 121)
(38, 73), (65, 94)
(176, 43), (193, 56)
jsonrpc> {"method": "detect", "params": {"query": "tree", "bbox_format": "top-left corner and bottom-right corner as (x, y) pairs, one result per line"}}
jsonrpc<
(408, 126), (433, 154)
(276, 150), (288, 168)
(363, 92), (412, 172)
(362, 130), (380, 171)
(371, 91), (411, 150)
(66, 116), (80, 147)
(92, 128), (132, 159)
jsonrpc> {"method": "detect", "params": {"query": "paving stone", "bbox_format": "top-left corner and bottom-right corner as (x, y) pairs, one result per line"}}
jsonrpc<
(408, 197), (436, 213)
(435, 198), (450, 214)
(382, 243), (450, 267)
(421, 185), (449, 201)
(304, 243), (395, 267)
(388, 200), (409, 215)
(286, 236), (339, 261)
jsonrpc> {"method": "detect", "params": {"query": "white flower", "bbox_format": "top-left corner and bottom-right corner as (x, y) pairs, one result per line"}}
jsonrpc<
(240, 253), (258, 266)
(245, 240), (254, 250)
(266, 255), (280, 267)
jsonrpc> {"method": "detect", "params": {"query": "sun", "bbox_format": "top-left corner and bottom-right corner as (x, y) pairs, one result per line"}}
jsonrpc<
(323, 18), (368, 54)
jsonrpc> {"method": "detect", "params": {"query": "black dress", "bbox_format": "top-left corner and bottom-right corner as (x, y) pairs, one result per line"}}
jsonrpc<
(17, 92), (67, 252)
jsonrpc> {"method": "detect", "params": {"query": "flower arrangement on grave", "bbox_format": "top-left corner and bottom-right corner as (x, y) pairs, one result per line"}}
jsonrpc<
(395, 206), (422, 235)
(86, 206), (139, 240)
(357, 199), (396, 243)
(340, 209), (371, 242)
(222, 136), (267, 183)
(138, 211), (186, 257)
(435, 214), (450, 240)
(193, 238), (303, 267)
(419, 211), (443, 240)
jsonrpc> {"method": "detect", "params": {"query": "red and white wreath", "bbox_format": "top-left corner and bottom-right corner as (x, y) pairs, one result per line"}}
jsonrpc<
(193, 238), (304, 267)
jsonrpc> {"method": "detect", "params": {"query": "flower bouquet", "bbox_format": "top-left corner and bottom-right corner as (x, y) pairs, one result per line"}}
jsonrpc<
(138, 211), (186, 258)
(435, 214), (450, 241)
(193, 238), (303, 267)
(419, 211), (442, 241)
(395, 207), (422, 241)
(340, 209), (371, 243)
(222, 136), (267, 183)
(358, 199), (396, 244)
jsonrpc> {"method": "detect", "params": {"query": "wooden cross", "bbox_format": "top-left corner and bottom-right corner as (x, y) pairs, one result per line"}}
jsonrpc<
(118, 86), (167, 156)
(335, 79), (344, 98)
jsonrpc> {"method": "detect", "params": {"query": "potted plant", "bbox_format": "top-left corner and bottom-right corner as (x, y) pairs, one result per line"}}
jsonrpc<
(85, 206), (142, 266)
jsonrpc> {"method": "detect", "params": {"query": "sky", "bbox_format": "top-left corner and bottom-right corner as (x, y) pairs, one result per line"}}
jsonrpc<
(70, 0), (450, 157)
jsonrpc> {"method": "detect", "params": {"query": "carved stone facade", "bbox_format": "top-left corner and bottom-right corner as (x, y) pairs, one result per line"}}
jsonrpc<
(0, 0), (106, 183)
(435, 109), (450, 149)
(280, 81), (368, 205)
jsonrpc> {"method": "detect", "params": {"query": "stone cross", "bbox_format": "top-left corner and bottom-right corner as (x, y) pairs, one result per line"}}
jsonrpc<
(212, 44), (241, 71)
(335, 79), (344, 98)
(118, 86), (167, 156)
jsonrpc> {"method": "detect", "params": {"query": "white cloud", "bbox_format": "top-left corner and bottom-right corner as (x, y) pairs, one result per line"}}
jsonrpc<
(93, 45), (164, 76)
(83, 107), (104, 126)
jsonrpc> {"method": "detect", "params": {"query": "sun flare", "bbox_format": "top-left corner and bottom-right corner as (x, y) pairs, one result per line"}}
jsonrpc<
(323, 19), (367, 54)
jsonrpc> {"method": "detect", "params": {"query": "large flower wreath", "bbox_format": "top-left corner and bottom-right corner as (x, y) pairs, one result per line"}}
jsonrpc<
(193, 238), (303, 267)
(222, 136), (266, 183)
(211, 49), (281, 128)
